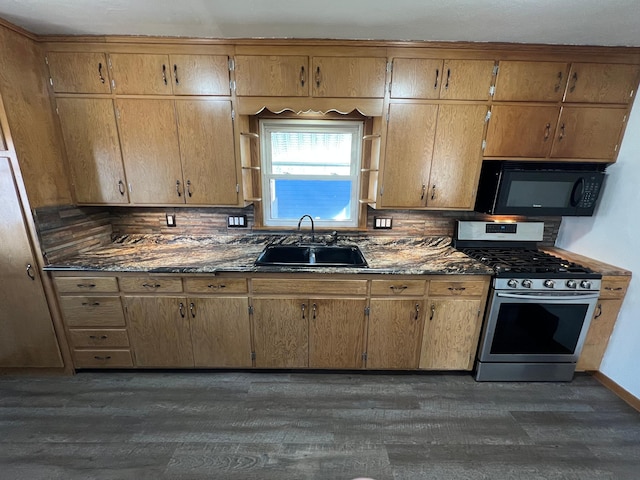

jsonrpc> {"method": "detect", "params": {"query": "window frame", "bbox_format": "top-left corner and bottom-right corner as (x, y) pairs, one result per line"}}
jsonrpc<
(259, 118), (364, 228)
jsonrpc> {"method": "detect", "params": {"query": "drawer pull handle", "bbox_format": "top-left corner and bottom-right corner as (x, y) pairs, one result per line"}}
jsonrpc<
(594, 303), (602, 319)
(312, 303), (317, 320)
(82, 302), (101, 306)
(301, 303), (306, 320)
(142, 283), (162, 288)
(430, 304), (436, 321)
(98, 62), (105, 84)
(390, 285), (408, 292)
(207, 284), (226, 289)
(448, 287), (466, 291)
(190, 302), (196, 318)
(414, 303), (420, 320)
(179, 302), (186, 318)
(26, 263), (36, 280)
(162, 64), (167, 85)
(76, 283), (96, 288)
(89, 335), (108, 340)
(605, 287), (623, 291)
(93, 355), (112, 360)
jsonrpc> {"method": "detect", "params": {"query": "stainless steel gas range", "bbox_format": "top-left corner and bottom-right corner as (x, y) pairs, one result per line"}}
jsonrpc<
(455, 221), (601, 382)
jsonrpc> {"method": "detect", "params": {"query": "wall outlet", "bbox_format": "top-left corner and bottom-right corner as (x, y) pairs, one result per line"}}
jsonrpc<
(165, 213), (176, 227)
(228, 215), (248, 228)
(374, 217), (393, 229)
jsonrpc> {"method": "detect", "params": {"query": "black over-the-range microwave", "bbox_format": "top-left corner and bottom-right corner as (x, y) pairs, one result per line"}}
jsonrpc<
(474, 161), (608, 217)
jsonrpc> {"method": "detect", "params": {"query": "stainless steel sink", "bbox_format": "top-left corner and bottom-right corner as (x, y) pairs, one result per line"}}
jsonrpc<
(255, 244), (368, 267)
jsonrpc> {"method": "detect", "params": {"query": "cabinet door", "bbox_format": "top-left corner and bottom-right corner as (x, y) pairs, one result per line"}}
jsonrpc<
(170, 54), (230, 96)
(380, 103), (438, 207)
(47, 52), (111, 93)
(390, 58), (443, 99)
(550, 107), (627, 160)
(308, 298), (366, 369)
(493, 61), (569, 102)
(109, 53), (172, 95)
(252, 298), (308, 368)
(577, 298), (624, 371)
(367, 299), (424, 369)
(175, 99), (239, 205)
(420, 298), (482, 370)
(564, 63), (640, 104)
(234, 55), (309, 96)
(312, 57), (387, 98)
(116, 99), (184, 204)
(124, 296), (194, 367)
(484, 105), (560, 158)
(439, 59), (495, 100)
(189, 297), (252, 367)
(56, 98), (128, 204)
(0, 158), (63, 367)
(428, 104), (487, 208)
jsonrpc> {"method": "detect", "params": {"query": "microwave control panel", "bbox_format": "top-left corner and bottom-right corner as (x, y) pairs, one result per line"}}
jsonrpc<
(578, 179), (602, 208)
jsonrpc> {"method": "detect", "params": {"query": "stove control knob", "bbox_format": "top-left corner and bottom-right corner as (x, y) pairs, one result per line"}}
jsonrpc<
(580, 280), (592, 289)
(521, 279), (533, 288)
(566, 280), (577, 289)
(543, 279), (555, 288)
(507, 279), (518, 288)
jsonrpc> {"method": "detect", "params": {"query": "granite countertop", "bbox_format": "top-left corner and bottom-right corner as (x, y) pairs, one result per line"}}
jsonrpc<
(43, 234), (494, 276)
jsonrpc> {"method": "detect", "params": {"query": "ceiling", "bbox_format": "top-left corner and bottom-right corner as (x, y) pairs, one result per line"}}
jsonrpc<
(0, 0), (639, 46)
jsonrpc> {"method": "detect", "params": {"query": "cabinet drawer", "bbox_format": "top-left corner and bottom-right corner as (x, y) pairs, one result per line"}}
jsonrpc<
(55, 276), (119, 293)
(119, 276), (183, 293)
(371, 280), (426, 296)
(599, 276), (630, 299)
(68, 329), (130, 348)
(252, 278), (368, 295)
(184, 277), (248, 294)
(429, 280), (487, 296)
(59, 296), (125, 327)
(72, 349), (133, 368)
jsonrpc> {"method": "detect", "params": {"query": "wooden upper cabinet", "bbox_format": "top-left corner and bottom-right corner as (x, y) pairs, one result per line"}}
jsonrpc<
(47, 52), (112, 94)
(493, 61), (569, 102)
(564, 63), (640, 104)
(381, 103), (438, 208)
(428, 104), (487, 209)
(109, 53), (173, 95)
(390, 58), (494, 100)
(550, 106), (628, 159)
(311, 56), (387, 98)
(115, 99), (184, 204)
(234, 55), (309, 96)
(169, 54), (230, 95)
(484, 105), (560, 158)
(56, 98), (128, 204)
(175, 99), (239, 205)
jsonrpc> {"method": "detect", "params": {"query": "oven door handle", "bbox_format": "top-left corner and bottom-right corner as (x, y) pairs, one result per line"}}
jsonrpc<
(497, 292), (600, 302)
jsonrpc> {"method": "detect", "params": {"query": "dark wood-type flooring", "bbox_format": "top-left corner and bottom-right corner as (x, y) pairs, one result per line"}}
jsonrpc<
(1, 371), (639, 479)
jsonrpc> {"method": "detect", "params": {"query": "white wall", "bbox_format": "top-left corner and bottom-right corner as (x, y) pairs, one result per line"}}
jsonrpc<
(556, 98), (640, 398)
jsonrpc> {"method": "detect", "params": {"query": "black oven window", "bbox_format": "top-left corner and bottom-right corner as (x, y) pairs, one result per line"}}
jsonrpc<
(490, 303), (589, 355)
(507, 180), (574, 208)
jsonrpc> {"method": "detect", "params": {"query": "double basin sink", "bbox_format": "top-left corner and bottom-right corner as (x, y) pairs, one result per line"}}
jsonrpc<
(255, 244), (368, 268)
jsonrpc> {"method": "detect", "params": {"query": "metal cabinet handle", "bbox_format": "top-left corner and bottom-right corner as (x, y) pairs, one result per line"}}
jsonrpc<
(118, 180), (125, 195)
(604, 286), (623, 291)
(390, 285), (408, 292)
(93, 355), (112, 360)
(189, 302), (196, 318)
(162, 64), (167, 85)
(434, 68), (439, 89)
(142, 283), (161, 288)
(179, 302), (185, 318)
(186, 180), (192, 198)
(430, 304), (436, 321)
(543, 123), (551, 141)
(173, 64), (179, 85)
(594, 303), (602, 318)
(176, 180), (182, 197)
(26, 263), (35, 280)
(554, 71), (563, 92)
(312, 303), (317, 320)
(207, 284), (226, 289)
(81, 302), (101, 306)
(569, 72), (578, 93)
(300, 66), (306, 87)
(76, 283), (96, 288)
(448, 287), (467, 291)
(444, 68), (450, 90)
(558, 123), (565, 141)
(431, 184), (436, 200)
(315, 66), (321, 88)
(420, 184), (426, 200)
(89, 335), (108, 340)
(98, 62), (105, 84)
(301, 303), (306, 320)
(414, 303), (420, 321)
(240, 132), (260, 139)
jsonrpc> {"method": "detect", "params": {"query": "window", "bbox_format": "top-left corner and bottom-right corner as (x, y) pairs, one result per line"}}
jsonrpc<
(260, 119), (363, 228)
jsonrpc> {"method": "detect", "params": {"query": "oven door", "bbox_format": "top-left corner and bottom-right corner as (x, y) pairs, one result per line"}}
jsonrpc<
(478, 290), (600, 363)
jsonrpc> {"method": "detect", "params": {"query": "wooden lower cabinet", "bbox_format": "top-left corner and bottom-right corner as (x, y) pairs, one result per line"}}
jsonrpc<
(420, 297), (484, 370)
(367, 299), (425, 369)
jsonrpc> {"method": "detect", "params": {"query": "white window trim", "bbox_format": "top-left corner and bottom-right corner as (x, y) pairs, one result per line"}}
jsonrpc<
(259, 118), (363, 228)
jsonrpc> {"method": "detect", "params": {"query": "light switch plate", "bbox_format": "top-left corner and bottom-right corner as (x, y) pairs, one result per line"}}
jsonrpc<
(165, 213), (176, 227)
(228, 215), (248, 228)
(373, 217), (393, 229)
